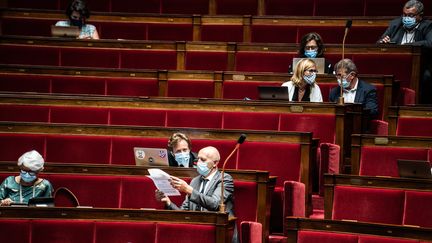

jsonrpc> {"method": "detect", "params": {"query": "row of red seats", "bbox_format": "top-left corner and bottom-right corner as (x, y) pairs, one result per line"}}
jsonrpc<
(0, 42), (416, 89)
(0, 219), (219, 243)
(1, 15), (387, 44)
(6, 0), (429, 16)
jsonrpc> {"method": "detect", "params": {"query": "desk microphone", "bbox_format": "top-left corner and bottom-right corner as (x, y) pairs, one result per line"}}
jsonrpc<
(219, 134), (247, 213)
(338, 19), (352, 105)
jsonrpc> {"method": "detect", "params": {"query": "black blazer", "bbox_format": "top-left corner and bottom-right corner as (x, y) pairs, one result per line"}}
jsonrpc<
(378, 16), (432, 48)
(329, 79), (379, 118)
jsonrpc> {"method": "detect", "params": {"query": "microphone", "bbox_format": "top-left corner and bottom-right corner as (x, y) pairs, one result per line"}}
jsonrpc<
(338, 19), (352, 105)
(342, 19), (352, 60)
(219, 134), (247, 213)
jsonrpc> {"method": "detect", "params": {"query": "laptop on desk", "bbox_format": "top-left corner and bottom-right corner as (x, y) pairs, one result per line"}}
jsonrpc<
(257, 86), (289, 101)
(397, 159), (432, 179)
(292, 57), (325, 73)
(134, 147), (169, 166)
(51, 25), (80, 38)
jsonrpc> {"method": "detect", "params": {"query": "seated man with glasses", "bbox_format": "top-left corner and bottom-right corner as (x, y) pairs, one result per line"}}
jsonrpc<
(378, 0), (431, 47)
(282, 58), (323, 102)
(0, 150), (53, 206)
(329, 59), (378, 118)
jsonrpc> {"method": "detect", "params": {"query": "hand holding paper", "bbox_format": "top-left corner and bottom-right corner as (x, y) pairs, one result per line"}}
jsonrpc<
(147, 169), (180, 196)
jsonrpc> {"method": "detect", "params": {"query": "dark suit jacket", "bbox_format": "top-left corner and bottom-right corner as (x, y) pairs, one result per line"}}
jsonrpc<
(167, 170), (235, 217)
(168, 151), (198, 167)
(329, 79), (379, 118)
(378, 16), (432, 48)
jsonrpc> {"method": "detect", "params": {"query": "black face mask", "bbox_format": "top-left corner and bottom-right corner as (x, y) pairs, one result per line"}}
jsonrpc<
(70, 18), (83, 28)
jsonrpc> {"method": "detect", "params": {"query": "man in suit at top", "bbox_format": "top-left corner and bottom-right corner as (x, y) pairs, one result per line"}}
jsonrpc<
(156, 146), (237, 242)
(329, 59), (379, 119)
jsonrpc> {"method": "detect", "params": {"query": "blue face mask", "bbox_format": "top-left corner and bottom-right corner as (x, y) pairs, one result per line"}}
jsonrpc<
(20, 170), (37, 183)
(303, 73), (316, 85)
(402, 16), (417, 29)
(175, 151), (190, 167)
(197, 161), (211, 177)
(304, 50), (318, 58)
(338, 78), (350, 89)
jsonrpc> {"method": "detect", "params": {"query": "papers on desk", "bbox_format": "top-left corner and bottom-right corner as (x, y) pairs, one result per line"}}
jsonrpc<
(147, 169), (180, 196)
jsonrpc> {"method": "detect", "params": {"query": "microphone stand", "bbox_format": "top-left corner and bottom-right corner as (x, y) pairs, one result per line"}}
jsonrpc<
(338, 20), (352, 105)
(219, 143), (240, 213)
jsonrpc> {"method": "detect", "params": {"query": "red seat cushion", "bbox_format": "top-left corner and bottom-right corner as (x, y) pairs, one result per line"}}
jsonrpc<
(185, 51), (228, 71)
(235, 52), (294, 72)
(332, 186), (405, 225)
(106, 77), (159, 97)
(0, 104), (49, 122)
(51, 76), (106, 95)
(0, 133), (45, 162)
(396, 117), (432, 137)
(359, 146), (429, 177)
(251, 25), (297, 43)
(265, 0), (314, 16)
(166, 110), (223, 129)
(121, 50), (177, 70)
(45, 135), (111, 164)
(95, 221), (156, 243)
(50, 106), (109, 124)
(201, 25), (244, 42)
(359, 235), (421, 243)
(0, 219), (30, 242)
(60, 48), (119, 68)
(156, 223), (216, 243)
(167, 80), (215, 98)
(222, 81), (281, 100)
(0, 45), (59, 66)
(280, 114), (336, 143)
(148, 24), (193, 41)
(298, 230), (358, 243)
(31, 219), (94, 243)
(0, 74), (51, 93)
(223, 111), (279, 131)
(109, 108), (167, 127)
(403, 190), (432, 228)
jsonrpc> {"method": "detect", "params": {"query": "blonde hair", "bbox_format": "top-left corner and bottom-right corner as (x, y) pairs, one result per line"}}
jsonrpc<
(291, 58), (317, 86)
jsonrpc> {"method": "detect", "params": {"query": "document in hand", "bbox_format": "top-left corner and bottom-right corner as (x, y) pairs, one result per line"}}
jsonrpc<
(147, 169), (181, 196)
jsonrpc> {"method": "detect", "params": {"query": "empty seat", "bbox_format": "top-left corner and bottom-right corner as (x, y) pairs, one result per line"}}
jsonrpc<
(403, 190), (432, 228)
(95, 221), (157, 243)
(332, 186), (405, 225)
(215, 0), (258, 15)
(156, 223), (216, 243)
(106, 77), (159, 97)
(265, 0), (314, 16)
(167, 80), (215, 98)
(298, 230), (358, 243)
(31, 220), (94, 243)
(120, 50), (177, 70)
(223, 111), (280, 131)
(148, 24), (193, 41)
(161, 0), (208, 14)
(314, 0), (364, 16)
(60, 48), (119, 68)
(280, 114), (336, 143)
(185, 51), (229, 71)
(0, 219), (30, 242)
(0, 104), (49, 122)
(251, 25), (298, 44)
(109, 108), (167, 127)
(222, 81), (281, 100)
(396, 117), (432, 137)
(0, 74), (51, 93)
(0, 133), (45, 162)
(0, 45), (59, 66)
(201, 25), (244, 43)
(166, 110), (223, 128)
(359, 146), (429, 177)
(50, 106), (109, 125)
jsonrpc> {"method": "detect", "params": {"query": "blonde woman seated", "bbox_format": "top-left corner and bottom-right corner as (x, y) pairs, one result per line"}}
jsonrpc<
(282, 58), (323, 102)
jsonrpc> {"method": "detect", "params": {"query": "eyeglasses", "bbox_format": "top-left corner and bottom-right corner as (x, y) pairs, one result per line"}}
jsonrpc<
(20, 169), (37, 176)
(304, 45), (318, 51)
(305, 69), (318, 74)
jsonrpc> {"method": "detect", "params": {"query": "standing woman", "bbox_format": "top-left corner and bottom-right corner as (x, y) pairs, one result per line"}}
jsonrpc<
(56, 0), (99, 39)
(282, 58), (323, 102)
(0, 150), (53, 206)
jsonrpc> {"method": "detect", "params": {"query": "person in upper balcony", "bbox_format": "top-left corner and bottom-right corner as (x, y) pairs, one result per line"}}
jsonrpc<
(167, 132), (198, 168)
(378, 0), (432, 104)
(56, 0), (99, 39)
(329, 59), (379, 118)
(289, 32), (333, 74)
(282, 58), (323, 102)
(378, 0), (431, 48)
(0, 150), (53, 206)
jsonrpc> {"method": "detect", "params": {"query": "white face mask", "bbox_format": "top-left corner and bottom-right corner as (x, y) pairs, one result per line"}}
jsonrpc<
(303, 73), (316, 85)
(196, 161), (211, 177)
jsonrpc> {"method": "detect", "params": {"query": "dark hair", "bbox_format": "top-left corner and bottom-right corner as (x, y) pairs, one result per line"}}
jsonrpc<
(167, 132), (192, 153)
(299, 32), (325, 57)
(66, 0), (90, 19)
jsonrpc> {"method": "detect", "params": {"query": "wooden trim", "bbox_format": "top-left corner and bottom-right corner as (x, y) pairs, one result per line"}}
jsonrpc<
(285, 217), (432, 242)
(388, 105), (432, 136)
(0, 207), (234, 243)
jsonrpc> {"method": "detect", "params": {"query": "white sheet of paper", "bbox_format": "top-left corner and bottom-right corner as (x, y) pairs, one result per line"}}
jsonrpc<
(147, 168), (180, 196)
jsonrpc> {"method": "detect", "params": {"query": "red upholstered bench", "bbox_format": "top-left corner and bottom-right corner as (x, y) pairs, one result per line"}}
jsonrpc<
(201, 25), (244, 42)
(235, 52), (294, 73)
(185, 51), (229, 71)
(1, 18), (56, 37)
(222, 81), (281, 100)
(403, 190), (432, 228)
(359, 146), (429, 177)
(215, 0), (257, 15)
(332, 186), (405, 225)
(166, 110), (223, 129)
(161, 0), (208, 14)
(0, 104), (49, 122)
(120, 49), (177, 70)
(167, 80), (215, 98)
(0, 45), (59, 66)
(396, 117), (432, 137)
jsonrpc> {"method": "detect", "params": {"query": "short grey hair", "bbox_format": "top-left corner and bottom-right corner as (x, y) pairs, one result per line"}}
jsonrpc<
(334, 59), (358, 74)
(404, 0), (424, 15)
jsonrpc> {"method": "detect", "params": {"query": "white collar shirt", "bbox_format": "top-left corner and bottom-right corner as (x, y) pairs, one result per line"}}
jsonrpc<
(343, 78), (359, 103)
